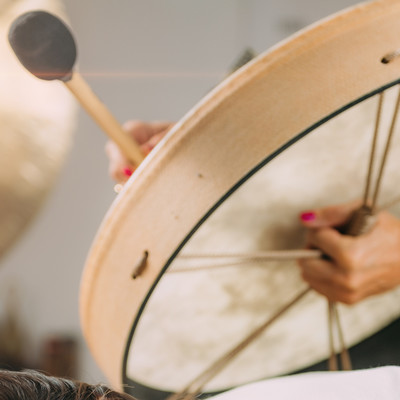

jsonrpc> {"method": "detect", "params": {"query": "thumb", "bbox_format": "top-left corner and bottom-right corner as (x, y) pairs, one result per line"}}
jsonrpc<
(299, 201), (360, 229)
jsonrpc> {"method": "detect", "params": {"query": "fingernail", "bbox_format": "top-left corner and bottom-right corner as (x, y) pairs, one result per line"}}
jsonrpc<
(123, 167), (133, 177)
(300, 212), (316, 222)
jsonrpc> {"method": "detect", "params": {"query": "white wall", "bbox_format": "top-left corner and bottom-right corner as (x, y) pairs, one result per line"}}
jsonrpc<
(0, 0), (361, 385)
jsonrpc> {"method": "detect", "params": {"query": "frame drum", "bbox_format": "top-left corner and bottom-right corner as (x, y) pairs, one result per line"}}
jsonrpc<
(81, 0), (400, 397)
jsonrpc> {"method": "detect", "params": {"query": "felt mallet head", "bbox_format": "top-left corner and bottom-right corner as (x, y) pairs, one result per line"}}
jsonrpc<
(8, 10), (76, 81)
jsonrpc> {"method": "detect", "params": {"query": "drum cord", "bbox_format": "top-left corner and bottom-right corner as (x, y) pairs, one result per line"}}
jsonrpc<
(166, 287), (312, 400)
(328, 302), (352, 371)
(173, 249), (322, 273)
(166, 288), (350, 400)
(327, 87), (400, 373)
(168, 86), (400, 400)
(369, 89), (400, 212)
(362, 91), (383, 210)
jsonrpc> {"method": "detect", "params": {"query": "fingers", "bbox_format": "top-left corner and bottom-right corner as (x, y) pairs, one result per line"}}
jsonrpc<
(298, 252), (396, 304)
(306, 227), (356, 269)
(105, 140), (135, 183)
(123, 120), (173, 145)
(298, 258), (363, 304)
(298, 201), (364, 303)
(106, 120), (174, 183)
(299, 209), (400, 304)
(140, 131), (168, 154)
(298, 253), (370, 304)
(299, 200), (361, 229)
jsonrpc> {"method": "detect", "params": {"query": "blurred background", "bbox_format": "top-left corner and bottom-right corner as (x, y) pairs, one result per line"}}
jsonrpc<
(0, 0), (362, 385)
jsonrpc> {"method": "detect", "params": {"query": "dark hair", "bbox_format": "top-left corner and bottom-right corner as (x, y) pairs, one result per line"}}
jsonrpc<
(0, 369), (136, 400)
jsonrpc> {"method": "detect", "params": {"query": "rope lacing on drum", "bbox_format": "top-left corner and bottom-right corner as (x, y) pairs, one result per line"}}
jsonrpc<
(168, 85), (400, 400)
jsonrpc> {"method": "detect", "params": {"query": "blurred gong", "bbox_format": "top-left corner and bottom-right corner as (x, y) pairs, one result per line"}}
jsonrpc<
(80, 0), (400, 399)
(0, 0), (76, 259)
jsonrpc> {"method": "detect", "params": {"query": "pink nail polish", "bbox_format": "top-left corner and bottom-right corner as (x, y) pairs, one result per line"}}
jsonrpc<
(123, 167), (133, 177)
(300, 212), (316, 222)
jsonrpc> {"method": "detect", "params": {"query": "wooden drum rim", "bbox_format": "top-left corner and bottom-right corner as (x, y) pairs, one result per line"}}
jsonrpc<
(80, 0), (400, 390)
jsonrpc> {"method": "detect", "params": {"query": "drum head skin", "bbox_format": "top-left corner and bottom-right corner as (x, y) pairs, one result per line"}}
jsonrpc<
(80, 0), (400, 396)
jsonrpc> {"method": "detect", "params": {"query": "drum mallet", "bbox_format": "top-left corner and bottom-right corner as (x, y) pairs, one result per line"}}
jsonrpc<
(8, 10), (144, 166)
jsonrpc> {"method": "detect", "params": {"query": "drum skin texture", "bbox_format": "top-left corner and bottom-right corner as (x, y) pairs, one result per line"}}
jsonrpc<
(80, 0), (400, 393)
(123, 86), (400, 397)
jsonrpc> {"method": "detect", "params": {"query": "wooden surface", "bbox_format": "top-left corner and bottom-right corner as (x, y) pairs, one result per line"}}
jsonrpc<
(80, 0), (400, 390)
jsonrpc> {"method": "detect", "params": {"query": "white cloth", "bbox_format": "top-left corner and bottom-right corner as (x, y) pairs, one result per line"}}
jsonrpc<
(209, 367), (400, 400)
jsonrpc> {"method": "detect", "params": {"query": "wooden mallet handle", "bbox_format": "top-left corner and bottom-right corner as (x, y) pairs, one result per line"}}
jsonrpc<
(65, 73), (144, 164)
